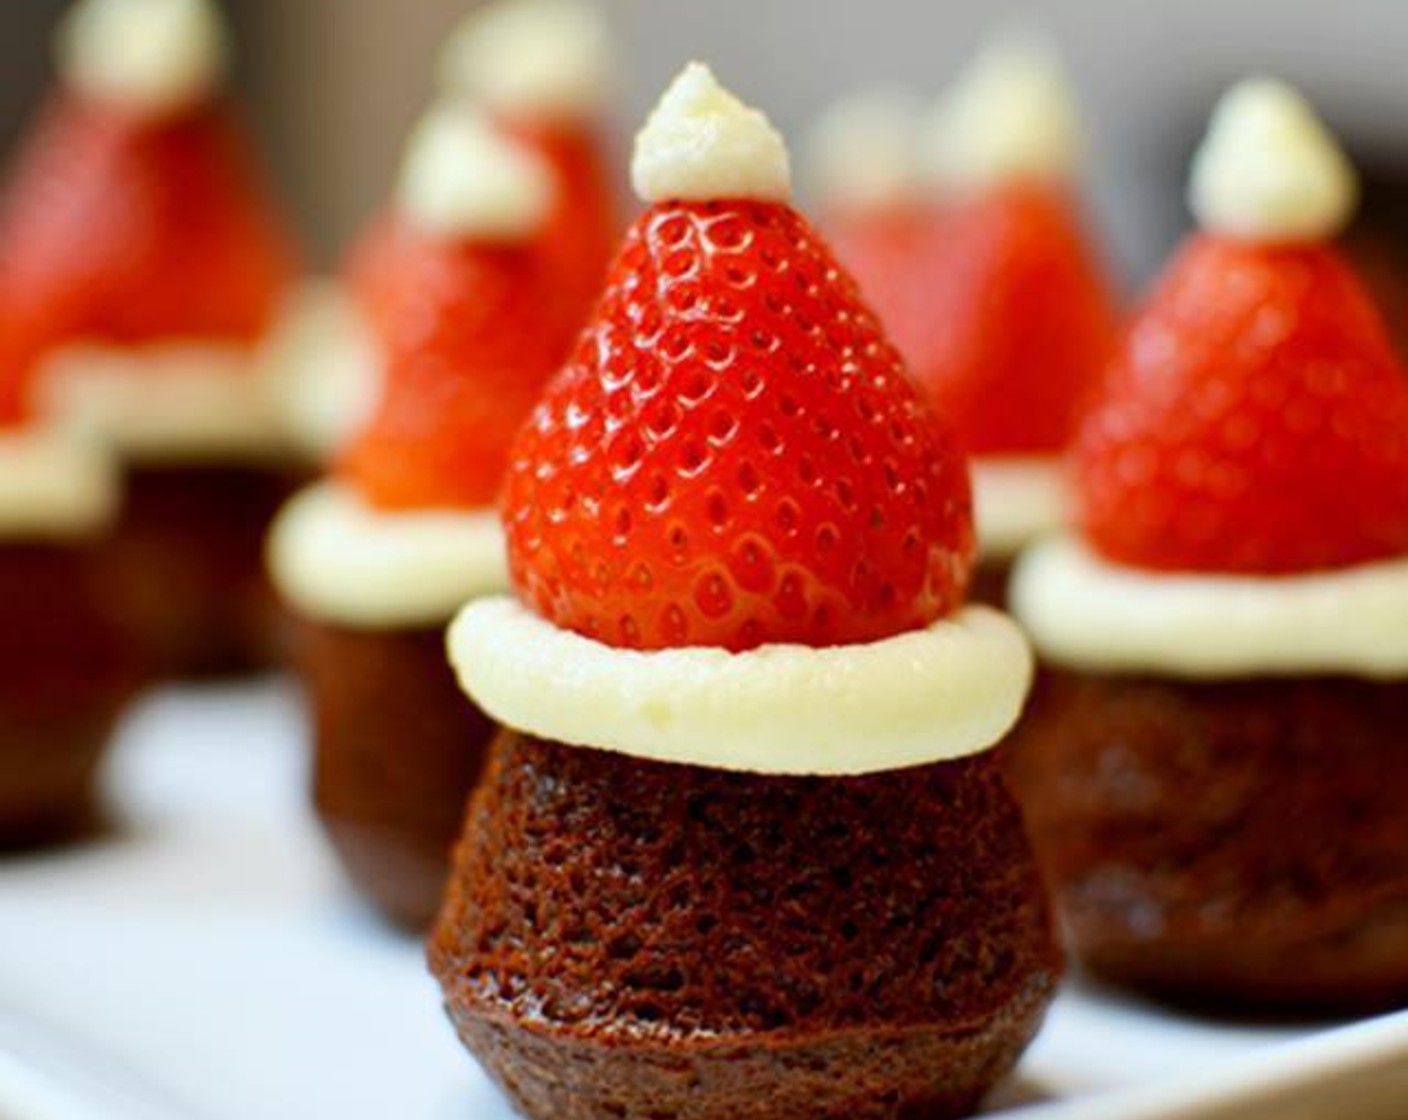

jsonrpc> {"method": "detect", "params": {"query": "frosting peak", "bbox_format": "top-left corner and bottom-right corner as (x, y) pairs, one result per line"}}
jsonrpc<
(806, 87), (925, 212)
(396, 105), (556, 241)
(1188, 77), (1359, 244)
(439, 0), (612, 122)
(631, 62), (791, 204)
(925, 29), (1082, 193)
(57, 0), (229, 118)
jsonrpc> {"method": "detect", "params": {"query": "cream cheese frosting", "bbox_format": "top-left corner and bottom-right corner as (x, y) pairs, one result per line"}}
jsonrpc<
(1011, 536), (1408, 679)
(1188, 77), (1358, 244)
(34, 341), (293, 464)
(806, 87), (925, 212)
(924, 29), (1082, 194)
(396, 105), (556, 240)
(439, 0), (612, 122)
(0, 423), (119, 540)
(973, 456), (1070, 561)
(259, 281), (382, 464)
(448, 597), (1034, 775)
(632, 62), (792, 204)
(268, 482), (509, 629)
(57, 0), (228, 118)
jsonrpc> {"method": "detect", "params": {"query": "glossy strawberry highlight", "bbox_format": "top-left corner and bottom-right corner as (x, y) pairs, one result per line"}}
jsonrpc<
(503, 200), (975, 652)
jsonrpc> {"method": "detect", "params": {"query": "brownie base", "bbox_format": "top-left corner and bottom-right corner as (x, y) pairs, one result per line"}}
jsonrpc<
(431, 734), (1061, 1120)
(110, 463), (301, 679)
(295, 616), (496, 930)
(0, 543), (138, 847)
(970, 556), (1015, 608)
(1008, 669), (1408, 1014)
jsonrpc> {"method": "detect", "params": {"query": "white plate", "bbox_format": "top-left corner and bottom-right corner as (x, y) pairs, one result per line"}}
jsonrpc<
(0, 682), (1405, 1120)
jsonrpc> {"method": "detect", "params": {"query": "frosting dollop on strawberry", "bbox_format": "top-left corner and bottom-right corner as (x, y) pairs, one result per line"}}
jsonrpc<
(1075, 81), (1408, 575)
(807, 88), (925, 214)
(439, 0), (612, 123)
(1189, 77), (1358, 245)
(395, 105), (556, 241)
(503, 64), (974, 652)
(632, 62), (791, 204)
(58, 0), (228, 119)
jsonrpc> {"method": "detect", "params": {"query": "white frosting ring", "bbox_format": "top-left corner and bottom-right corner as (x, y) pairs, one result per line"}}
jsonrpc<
(0, 423), (120, 540)
(268, 483), (509, 630)
(1011, 536), (1408, 679)
(972, 456), (1070, 561)
(448, 598), (1034, 775)
(35, 341), (294, 464)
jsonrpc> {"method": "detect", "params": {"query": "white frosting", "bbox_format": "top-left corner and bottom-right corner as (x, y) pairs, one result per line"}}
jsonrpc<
(268, 482), (509, 629)
(448, 598), (1033, 775)
(973, 456), (1070, 561)
(34, 341), (293, 464)
(1011, 536), (1408, 680)
(924, 29), (1081, 193)
(57, 0), (228, 118)
(439, 0), (612, 122)
(806, 87), (925, 212)
(0, 423), (119, 540)
(259, 281), (382, 464)
(396, 105), (556, 240)
(1188, 77), (1358, 244)
(632, 62), (792, 204)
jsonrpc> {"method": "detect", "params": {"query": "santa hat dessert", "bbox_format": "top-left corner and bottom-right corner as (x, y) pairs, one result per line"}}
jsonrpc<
(1010, 79), (1408, 1012)
(430, 63), (1059, 1119)
(268, 104), (577, 930)
(0, 0), (301, 677)
(273, 0), (619, 467)
(0, 302), (136, 846)
(814, 33), (1119, 605)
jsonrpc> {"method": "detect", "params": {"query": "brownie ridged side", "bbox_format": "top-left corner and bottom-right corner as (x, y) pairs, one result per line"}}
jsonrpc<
(111, 463), (300, 678)
(0, 543), (138, 845)
(430, 733), (1061, 1120)
(1009, 669), (1408, 1013)
(296, 617), (495, 929)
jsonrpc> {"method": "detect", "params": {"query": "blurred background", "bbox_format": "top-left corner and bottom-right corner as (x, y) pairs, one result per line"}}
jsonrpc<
(2, 0), (1407, 288)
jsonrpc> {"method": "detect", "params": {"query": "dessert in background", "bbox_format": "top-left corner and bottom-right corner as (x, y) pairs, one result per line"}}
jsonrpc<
(269, 105), (577, 929)
(814, 32), (1120, 603)
(0, 0), (302, 677)
(0, 304), (136, 846)
(1010, 79), (1408, 1012)
(274, 0), (620, 466)
(439, 0), (619, 323)
(430, 63), (1058, 1120)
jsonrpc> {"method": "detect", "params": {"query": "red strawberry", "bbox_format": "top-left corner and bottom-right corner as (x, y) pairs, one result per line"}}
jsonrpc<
(337, 215), (578, 511)
(1075, 234), (1408, 574)
(500, 119), (619, 325)
(0, 95), (297, 350)
(912, 183), (1119, 456)
(502, 199), (975, 652)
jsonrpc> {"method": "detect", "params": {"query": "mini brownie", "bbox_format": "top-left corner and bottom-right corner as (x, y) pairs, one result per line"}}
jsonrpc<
(433, 64), (1056, 1119)
(2, 0), (301, 678)
(0, 542), (136, 845)
(808, 39), (1117, 602)
(269, 103), (580, 928)
(297, 621), (495, 928)
(1010, 80), (1408, 1012)
(1012, 671), (1408, 1013)
(433, 734), (1058, 1120)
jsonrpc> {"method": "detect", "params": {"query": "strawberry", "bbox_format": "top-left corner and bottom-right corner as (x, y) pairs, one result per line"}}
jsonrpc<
(337, 216), (578, 510)
(910, 183), (1118, 456)
(0, 95), (297, 350)
(1075, 234), (1408, 574)
(500, 119), (619, 325)
(502, 199), (975, 652)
